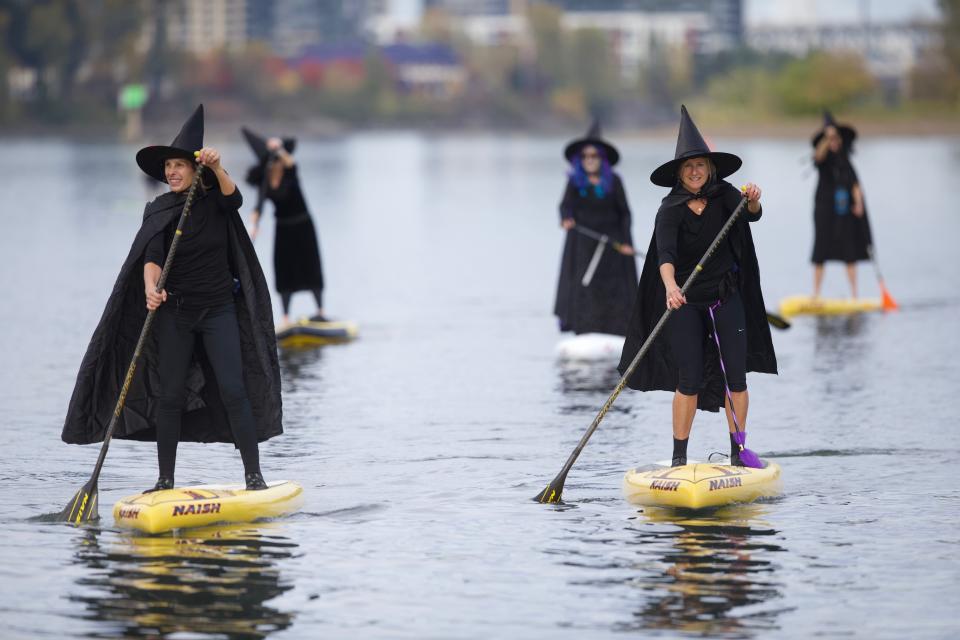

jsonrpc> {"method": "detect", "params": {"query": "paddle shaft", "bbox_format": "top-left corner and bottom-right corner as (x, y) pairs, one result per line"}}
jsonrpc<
(574, 224), (642, 256)
(85, 170), (203, 489)
(544, 196), (750, 494)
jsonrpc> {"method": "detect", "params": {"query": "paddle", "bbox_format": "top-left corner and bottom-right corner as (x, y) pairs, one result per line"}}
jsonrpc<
(858, 197), (897, 310)
(867, 244), (898, 311)
(56, 166), (203, 524)
(765, 311), (790, 330)
(574, 224), (786, 328)
(535, 194), (752, 504)
(572, 224), (642, 287)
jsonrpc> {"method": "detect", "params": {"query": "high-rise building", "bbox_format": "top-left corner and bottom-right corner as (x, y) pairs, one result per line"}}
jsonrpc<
(271, 0), (377, 56)
(166, 0), (249, 53)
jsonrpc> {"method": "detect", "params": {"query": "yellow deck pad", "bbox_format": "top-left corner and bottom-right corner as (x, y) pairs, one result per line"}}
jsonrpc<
(276, 318), (359, 348)
(779, 295), (882, 317)
(623, 462), (782, 510)
(113, 481), (304, 534)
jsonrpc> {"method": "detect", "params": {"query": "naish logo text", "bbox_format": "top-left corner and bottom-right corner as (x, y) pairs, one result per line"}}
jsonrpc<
(650, 480), (680, 492)
(117, 507), (140, 520)
(172, 502), (221, 517)
(709, 477), (742, 491)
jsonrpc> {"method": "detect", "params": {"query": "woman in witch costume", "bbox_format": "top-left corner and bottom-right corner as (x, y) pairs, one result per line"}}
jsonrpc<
(61, 105), (283, 491)
(618, 106), (777, 467)
(554, 120), (638, 336)
(811, 110), (871, 298)
(242, 127), (326, 327)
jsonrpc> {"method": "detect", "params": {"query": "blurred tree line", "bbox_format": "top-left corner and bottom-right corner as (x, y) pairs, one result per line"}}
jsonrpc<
(0, 0), (956, 130)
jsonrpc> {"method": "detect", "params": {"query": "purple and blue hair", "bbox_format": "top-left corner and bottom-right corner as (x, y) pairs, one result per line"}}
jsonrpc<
(569, 146), (614, 197)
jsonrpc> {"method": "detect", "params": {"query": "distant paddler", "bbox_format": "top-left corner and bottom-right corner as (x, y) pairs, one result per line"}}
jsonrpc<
(619, 106), (777, 467)
(242, 127), (327, 327)
(554, 119), (638, 337)
(811, 110), (871, 299)
(61, 105), (283, 493)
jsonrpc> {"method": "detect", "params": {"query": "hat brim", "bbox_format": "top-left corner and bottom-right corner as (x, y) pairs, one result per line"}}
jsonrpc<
(812, 125), (857, 149)
(136, 146), (196, 183)
(564, 138), (620, 166)
(650, 151), (742, 188)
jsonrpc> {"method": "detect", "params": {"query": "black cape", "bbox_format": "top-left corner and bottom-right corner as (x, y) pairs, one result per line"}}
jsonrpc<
(259, 165), (324, 294)
(811, 151), (872, 263)
(554, 174), (638, 336)
(62, 188), (283, 445)
(617, 181), (777, 411)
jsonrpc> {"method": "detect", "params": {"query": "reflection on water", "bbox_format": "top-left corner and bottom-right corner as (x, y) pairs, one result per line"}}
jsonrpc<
(69, 524), (298, 639)
(814, 313), (868, 341)
(618, 504), (786, 638)
(556, 360), (622, 395)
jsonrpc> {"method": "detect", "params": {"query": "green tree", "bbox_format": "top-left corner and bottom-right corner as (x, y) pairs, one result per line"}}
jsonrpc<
(774, 51), (876, 115)
(565, 28), (618, 116)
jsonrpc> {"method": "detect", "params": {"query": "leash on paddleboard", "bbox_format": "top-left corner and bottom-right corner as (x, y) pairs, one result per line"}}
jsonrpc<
(55, 163), (203, 524)
(572, 225), (641, 287)
(535, 193), (752, 504)
(707, 301), (762, 468)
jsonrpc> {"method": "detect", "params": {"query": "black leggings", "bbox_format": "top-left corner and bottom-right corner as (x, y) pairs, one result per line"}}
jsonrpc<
(667, 293), (747, 396)
(280, 288), (323, 316)
(154, 302), (260, 479)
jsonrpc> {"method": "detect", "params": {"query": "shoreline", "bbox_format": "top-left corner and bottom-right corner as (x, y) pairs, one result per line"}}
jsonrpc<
(1, 115), (958, 141)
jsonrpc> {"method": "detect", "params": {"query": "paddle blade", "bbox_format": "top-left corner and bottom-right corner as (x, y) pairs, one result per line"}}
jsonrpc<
(765, 311), (791, 330)
(533, 473), (566, 503)
(57, 480), (99, 524)
(738, 446), (764, 469)
(881, 285), (898, 311)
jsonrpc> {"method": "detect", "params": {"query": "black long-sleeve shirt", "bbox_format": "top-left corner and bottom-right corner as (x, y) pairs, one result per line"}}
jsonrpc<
(656, 184), (761, 304)
(144, 186), (242, 309)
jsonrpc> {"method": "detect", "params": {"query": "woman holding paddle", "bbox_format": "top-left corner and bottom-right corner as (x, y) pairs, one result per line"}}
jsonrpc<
(61, 105), (283, 495)
(810, 110), (871, 299)
(618, 106), (777, 468)
(243, 128), (326, 327)
(554, 120), (638, 336)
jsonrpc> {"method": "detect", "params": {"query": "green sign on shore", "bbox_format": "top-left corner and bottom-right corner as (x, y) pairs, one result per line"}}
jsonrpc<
(119, 84), (148, 111)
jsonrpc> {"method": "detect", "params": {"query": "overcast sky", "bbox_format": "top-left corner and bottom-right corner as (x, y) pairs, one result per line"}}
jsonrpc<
(385, 0), (941, 26)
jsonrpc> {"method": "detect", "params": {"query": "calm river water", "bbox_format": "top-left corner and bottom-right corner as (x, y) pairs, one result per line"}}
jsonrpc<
(0, 132), (958, 639)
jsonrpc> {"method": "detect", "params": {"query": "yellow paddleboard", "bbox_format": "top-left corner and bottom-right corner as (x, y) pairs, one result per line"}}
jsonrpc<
(779, 295), (881, 317)
(623, 462), (782, 510)
(113, 481), (304, 534)
(276, 318), (358, 348)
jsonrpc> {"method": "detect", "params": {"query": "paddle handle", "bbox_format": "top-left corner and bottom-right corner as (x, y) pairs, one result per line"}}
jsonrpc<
(86, 170), (203, 486)
(551, 196), (750, 480)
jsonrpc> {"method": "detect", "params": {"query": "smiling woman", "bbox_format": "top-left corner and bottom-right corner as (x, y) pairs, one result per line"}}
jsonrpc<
(61, 105), (285, 494)
(619, 105), (777, 468)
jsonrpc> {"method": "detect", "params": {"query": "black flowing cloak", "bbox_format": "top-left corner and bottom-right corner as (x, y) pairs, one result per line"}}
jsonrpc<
(812, 151), (872, 264)
(256, 165), (324, 294)
(617, 184), (777, 412)
(62, 189), (283, 445)
(554, 174), (638, 336)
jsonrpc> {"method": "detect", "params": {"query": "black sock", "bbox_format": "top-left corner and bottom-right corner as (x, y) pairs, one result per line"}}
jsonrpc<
(239, 445), (261, 477)
(672, 437), (688, 461)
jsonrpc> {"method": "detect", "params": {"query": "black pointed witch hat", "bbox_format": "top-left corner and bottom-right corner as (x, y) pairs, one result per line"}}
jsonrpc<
(650, 105), (742, 188)
(136, 104), (205, 183)
(241, 127), (297, 164)
(811, 109), (857, 150)
(563, 118), (620, 166)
